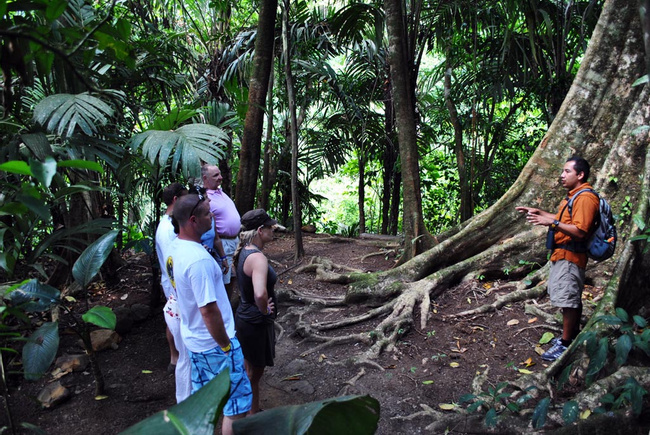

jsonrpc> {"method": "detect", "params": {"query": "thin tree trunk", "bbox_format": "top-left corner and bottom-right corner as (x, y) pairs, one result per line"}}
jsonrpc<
(384, 0), (433, 259)
(235, 0), (277, 213)
(259, 65), (275, 211)
(358, 151), (366, 234)
(282, 0), (304, 260)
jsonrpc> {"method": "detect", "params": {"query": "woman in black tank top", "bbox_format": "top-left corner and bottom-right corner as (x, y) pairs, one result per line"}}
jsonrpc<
(233, 209), (278, 415)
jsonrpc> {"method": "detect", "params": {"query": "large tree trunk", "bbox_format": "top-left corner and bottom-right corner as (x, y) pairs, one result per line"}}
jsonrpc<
(235, 0), (277, 213)
(384, 0), (434, 260)
(285, 0), (650, 396)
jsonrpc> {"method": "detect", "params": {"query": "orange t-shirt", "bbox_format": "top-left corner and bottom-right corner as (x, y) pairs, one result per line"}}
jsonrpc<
(550, 183), (600, 269)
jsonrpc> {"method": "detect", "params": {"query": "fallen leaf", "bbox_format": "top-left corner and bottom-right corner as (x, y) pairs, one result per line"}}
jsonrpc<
(288, 279), (293, 285)
(282, 374), (302, 381)
(470, 326), (484, 331)
(528, 317), (538, 324)
(521, 357), (535, 367)
(466, 298), (472, 304)
(120, 294), (129, 300)
(534, 346), (545, 356)
(518, 368), (534, 374)
(539, 332), (555, 344)
(580, 409), (591, 419)
(449, 362), (460, 368)
(64, 296), (76, 302)
(422, 380), (434, 385)
(142, 370), (153, 374)
(451, 348), (467, 353)
(384, 364), (397, 369)
(433, 309), (438, 314)
(439, 403), (455, 410)
(506, 319), (520, 326)
(482, 283), (492, 289)
(318, 354), (327, 363)
(95, 395), (109, 400)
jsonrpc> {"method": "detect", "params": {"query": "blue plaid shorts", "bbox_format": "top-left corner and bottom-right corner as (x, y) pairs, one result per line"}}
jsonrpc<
(189, 337), (252, 416)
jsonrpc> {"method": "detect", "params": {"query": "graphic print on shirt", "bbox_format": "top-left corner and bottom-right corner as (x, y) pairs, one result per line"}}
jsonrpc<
(166, 256), (175, 289)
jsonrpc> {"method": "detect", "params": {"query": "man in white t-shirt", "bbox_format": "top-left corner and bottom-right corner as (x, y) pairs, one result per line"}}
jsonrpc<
(168, 194), (251, 434)
(154, 182), (191, 403)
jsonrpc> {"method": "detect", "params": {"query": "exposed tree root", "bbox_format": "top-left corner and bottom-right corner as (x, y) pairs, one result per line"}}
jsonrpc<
(355, 249), (397, 263)
(276, 287), (345, 306)
(293, 256), (363, 284)
(451, 284), (547, 318)
(311, 300), (396, 331)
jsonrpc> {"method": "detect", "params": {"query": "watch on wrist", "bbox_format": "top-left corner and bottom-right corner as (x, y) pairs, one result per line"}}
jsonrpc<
(220, 342), (231, 352)
(551, 220), (560, 230)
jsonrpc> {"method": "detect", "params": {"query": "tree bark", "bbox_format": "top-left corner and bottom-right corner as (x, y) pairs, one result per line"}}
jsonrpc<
(235, 0), (277, 213)
(281, 0), (304, 260)
(384, 0), (434, 260)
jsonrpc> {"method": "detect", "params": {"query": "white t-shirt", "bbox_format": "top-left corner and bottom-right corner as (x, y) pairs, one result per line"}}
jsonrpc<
(155, 215), (176, 299)
(168, 238), (235, 352)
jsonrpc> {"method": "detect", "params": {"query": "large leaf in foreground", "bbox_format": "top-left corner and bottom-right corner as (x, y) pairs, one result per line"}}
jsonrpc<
(8, 279), (60, 312)
(232, 395), (380, 435)
(72, 230), (118, 288)
(82, 306), (116, 329)
(120, 369), (229, 434)
(23, 322), (59, 380)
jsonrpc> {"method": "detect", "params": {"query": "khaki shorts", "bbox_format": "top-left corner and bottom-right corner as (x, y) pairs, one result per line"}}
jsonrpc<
(221, 237), (239, 285)
(548, 259), (585, 308)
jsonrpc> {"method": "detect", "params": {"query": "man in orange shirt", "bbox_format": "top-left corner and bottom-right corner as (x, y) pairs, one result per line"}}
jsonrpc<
(516, 156), (599, 361)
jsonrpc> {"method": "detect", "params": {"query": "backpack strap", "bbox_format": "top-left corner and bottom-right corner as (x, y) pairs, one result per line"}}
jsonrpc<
(552, 188), (597, 253)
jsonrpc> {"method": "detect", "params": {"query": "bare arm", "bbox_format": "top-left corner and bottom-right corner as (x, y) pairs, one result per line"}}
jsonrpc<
(199, 302), (230, 349)
(516, 207), (587, 240)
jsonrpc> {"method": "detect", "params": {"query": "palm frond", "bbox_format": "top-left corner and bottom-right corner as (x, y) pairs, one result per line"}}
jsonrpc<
(129, 124), (228, 178)
(33, 93), (114, 139)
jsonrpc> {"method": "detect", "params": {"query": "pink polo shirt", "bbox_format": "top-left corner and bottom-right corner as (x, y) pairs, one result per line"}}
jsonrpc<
(206, 188), (241, 237)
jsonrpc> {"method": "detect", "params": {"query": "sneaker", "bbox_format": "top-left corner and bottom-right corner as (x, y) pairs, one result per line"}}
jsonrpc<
(541, 338), (567, 361)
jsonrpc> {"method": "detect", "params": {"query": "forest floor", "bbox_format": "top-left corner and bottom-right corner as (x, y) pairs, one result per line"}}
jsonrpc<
(3, 232), (616, 434)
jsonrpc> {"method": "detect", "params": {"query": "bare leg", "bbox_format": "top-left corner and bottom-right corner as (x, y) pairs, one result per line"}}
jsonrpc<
(562, 307), (581, 341)
(244, 359), (265, 414)
(222, 413), (246, 435)
(166, 325), (179, 365)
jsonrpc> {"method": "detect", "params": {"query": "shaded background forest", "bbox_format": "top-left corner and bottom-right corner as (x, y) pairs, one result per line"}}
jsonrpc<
(0, 0), (603, 285)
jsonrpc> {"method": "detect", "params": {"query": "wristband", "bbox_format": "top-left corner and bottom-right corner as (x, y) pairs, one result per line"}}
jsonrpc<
(220, 342), (231, 352)
(220, 256), (227, 261)
(550, 220), (560, 230)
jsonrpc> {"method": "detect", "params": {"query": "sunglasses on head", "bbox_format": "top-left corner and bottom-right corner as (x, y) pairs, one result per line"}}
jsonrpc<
(189, 194), (206, 218)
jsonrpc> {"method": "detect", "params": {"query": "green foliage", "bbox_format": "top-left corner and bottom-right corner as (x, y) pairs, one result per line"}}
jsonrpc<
(22, 322), (59, 381)
(531, 397), (550, 429)
(72, 230), (119, 288)
(596, 377), (647, 417)
(232, 395), (380, 435)
(459, 382), (535, 428)
(120, 370), (230, 434)
(629, 212), (650, 253)
(82, 306), (117, 329)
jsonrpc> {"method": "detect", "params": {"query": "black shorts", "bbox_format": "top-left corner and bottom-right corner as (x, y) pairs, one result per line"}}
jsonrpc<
(235, 316), (276, 368)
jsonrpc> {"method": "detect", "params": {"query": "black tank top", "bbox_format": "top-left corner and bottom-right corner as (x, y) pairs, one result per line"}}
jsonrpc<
(236, 247), (277, 324)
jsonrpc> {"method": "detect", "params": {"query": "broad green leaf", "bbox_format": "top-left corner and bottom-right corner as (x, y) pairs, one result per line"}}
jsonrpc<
(484, 408), (497, 427)
(129, 124), (228, 178)
(557, 362), (573, 391)
(458, 393), (476, 403)
(586, 337), (609, 379)
(594, 315), (622, 325)
(532, 397), (550, 429)
(120, 369), (230, 434)
(8, 279), (60, 312)
(23, 322), (59, 381)
(82, 306), (116, 329)
(615, 307), (629, 322)
(232, 395), (379, 435)
(633, 214), (646, 231)
(0, 160), (31, 176)
(30, 156), (57, 188)
(17, 194), (50, 221)
(57, 160), (104, 172)
(562, 401), (579, 424)
(615, 334), (632, 366)
(72, 230), (118, 288)
(45, 0), (67, 20)
(33, 93), (113, 138)
(633, 315), (647, 328)
(466, 400), (485, 413)
(21, 133), (52, 160)
(632, 74), (649, 87)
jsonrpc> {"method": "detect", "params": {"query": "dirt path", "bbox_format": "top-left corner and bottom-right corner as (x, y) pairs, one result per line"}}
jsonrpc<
(4, 233), (588, 434)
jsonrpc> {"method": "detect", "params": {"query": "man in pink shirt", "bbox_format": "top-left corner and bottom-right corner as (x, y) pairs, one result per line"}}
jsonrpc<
(202, 165), (241, 300)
